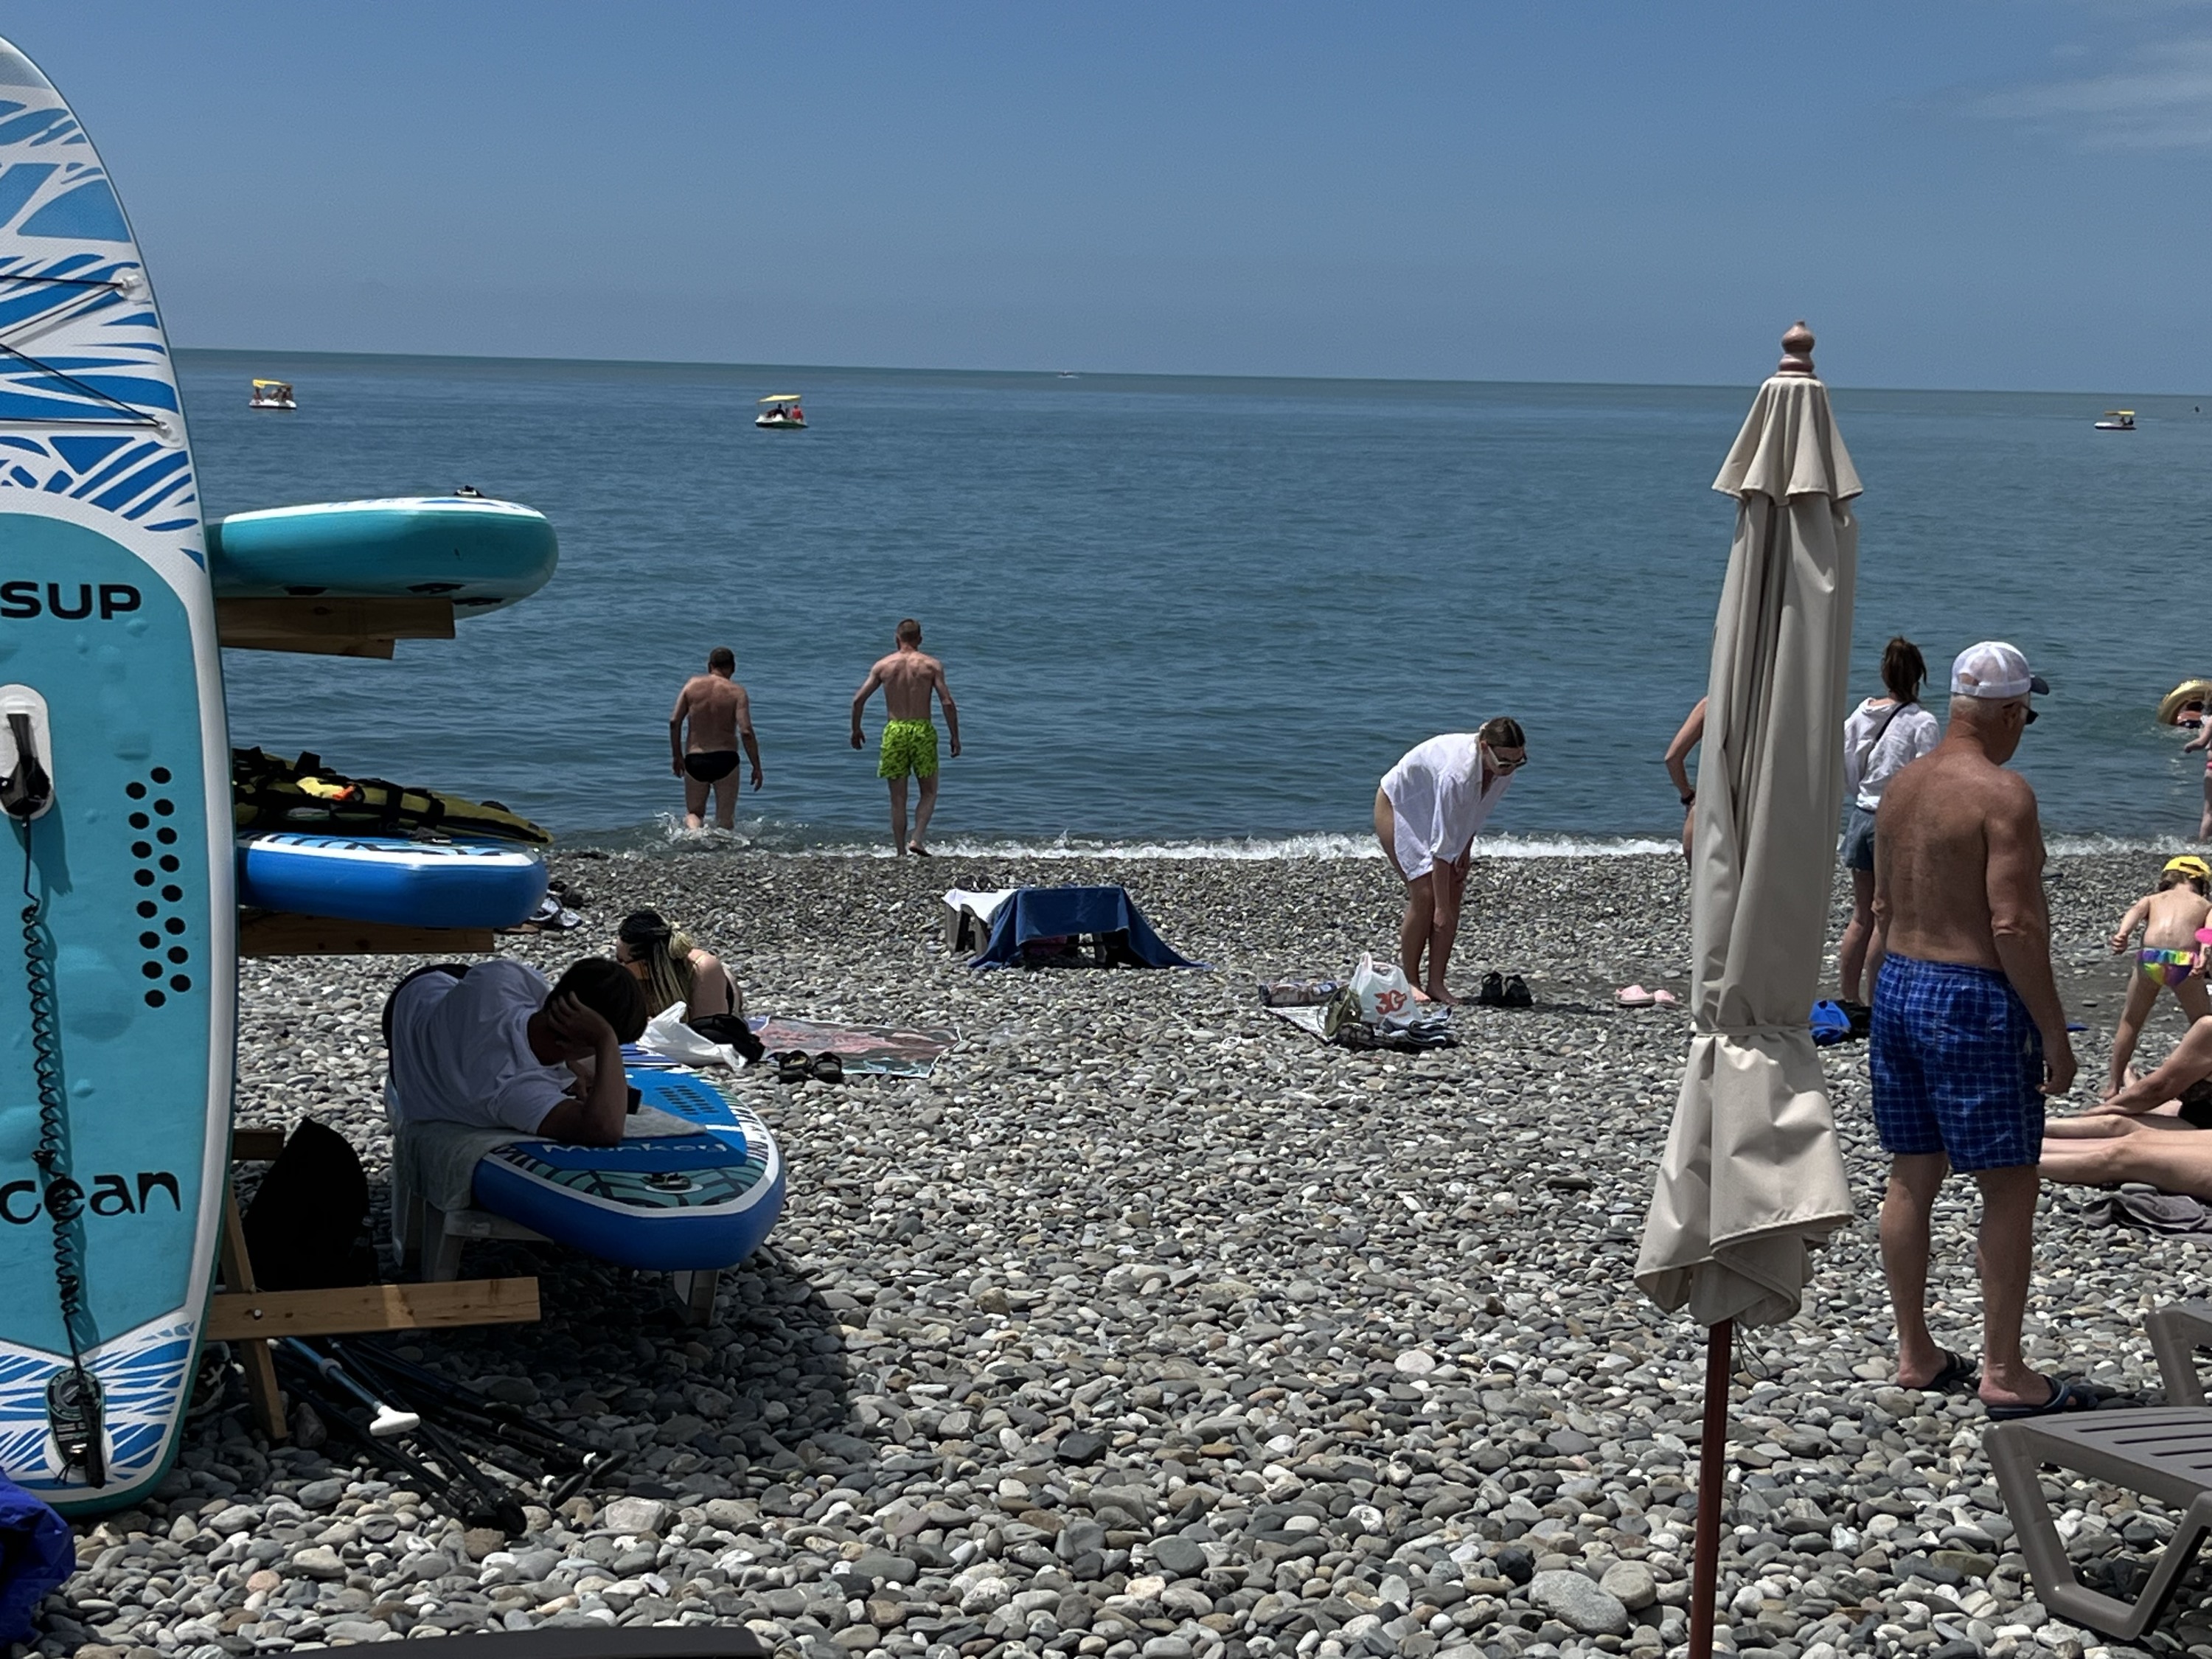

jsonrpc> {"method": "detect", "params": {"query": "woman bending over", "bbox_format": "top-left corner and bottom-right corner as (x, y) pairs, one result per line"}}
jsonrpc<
(614, 908), (740, 1020)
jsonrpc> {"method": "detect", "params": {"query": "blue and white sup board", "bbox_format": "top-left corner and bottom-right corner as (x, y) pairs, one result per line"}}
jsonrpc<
(0, 35), (232, 1514)
(237, 832), (548, 930)
(473, 1062), (784, 1273)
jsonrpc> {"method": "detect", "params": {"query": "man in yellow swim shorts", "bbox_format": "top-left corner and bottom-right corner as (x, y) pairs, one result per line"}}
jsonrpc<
(851, 617), (961, 855)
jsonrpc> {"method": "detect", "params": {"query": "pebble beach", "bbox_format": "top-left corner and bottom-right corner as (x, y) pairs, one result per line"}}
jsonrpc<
(38, 847), (2212, 1659)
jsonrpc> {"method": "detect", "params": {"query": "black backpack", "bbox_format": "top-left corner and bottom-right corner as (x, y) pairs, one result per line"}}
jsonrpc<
(240, 1119), (376, 1290)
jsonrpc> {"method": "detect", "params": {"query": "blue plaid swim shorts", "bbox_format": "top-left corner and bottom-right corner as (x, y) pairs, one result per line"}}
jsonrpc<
(1869, 954), (2045, 1172)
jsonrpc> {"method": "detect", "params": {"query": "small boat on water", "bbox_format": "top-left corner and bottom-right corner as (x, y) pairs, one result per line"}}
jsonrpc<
(2096, 409), (2136, 431)
(756, 393), (806, 429)
(249, 378), (296, 411)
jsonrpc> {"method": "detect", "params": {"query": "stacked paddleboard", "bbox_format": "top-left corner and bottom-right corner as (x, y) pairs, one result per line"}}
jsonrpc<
(0, 35), (232, 1513)
(212, 498), (560, 928)
(208, 495), (557, 613)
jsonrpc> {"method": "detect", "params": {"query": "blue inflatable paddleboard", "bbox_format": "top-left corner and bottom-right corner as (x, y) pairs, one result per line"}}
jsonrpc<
(472, 1062), (784, 1273)
(206, 496), (557, 613)
(0, 36), (232, 1514)
(237, 832), (548, 929)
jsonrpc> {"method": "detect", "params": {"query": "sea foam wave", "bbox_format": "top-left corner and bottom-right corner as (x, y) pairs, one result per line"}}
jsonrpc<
(589, 818), (1683, 860)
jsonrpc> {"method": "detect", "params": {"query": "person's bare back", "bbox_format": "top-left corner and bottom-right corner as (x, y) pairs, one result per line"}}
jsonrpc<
(869, 649), (946, 723)
(1875, 738), (2045, 972)
(672, 674), (745, 754)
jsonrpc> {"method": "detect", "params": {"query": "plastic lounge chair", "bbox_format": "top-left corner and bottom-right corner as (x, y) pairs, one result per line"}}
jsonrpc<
(1986, 1299), (2212, 1638)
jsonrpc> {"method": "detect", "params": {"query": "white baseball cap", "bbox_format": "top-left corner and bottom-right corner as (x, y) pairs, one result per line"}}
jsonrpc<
(1950, 641), (2049, 701)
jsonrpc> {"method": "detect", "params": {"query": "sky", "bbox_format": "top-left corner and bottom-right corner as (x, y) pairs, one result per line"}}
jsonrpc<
(10, 1), (2212, 389)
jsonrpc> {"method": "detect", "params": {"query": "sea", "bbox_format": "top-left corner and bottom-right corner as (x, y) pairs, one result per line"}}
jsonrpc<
(183, 350), (2212, 858)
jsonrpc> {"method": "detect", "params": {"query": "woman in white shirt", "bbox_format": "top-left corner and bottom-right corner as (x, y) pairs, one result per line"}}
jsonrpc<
(1373, 717), (1528, 1005)
(1837, 637), (1941, 1002)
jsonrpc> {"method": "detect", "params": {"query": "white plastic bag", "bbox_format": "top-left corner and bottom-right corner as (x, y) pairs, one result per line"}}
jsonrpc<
(639, 1001), (751, 1070)
(1350, 953), (1419, 1027)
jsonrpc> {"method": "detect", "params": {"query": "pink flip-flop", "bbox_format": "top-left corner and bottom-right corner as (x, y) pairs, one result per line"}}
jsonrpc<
(1616, 985), (1656, 1008)
(1652, 988), (1679, 1006)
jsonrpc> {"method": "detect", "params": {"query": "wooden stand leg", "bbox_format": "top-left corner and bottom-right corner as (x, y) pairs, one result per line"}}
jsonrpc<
(218, 1177), (288, 1442)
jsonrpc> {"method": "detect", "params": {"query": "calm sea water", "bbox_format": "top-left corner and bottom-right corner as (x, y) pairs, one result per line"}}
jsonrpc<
(183, 350), (2212, 853)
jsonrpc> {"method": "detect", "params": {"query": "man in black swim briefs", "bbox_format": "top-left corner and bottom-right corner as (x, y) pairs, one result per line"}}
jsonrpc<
(669, 647), (762, 831)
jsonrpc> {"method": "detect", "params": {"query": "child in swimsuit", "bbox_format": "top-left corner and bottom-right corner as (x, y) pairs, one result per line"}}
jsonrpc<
(2107, 855), (2212, 1093)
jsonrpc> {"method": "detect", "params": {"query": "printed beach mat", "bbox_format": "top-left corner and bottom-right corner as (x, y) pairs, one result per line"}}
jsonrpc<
(747, 1016), (956, 1077)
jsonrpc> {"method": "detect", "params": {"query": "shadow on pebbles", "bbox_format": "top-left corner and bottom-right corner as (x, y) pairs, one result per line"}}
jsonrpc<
(35, 849), (2212, 1659)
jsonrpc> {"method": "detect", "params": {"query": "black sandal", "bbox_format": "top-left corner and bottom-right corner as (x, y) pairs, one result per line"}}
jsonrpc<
(1907, 1348), (1979, 1394)
(1502, 974), (1533, 1009)
(810, 1052), (846, 1085)
(775, 1050), (812, 1084)
(1478, 972), (1505, 1006)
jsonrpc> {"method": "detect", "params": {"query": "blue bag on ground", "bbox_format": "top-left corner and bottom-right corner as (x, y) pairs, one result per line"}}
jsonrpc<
(970, 886), (1206, 970)
(0, 1468), (71, 1642)
(1809, 999), (1853, 1046)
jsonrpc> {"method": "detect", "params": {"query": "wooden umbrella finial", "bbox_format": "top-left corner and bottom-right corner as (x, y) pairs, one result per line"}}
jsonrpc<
(1777, 321), (1816, 377)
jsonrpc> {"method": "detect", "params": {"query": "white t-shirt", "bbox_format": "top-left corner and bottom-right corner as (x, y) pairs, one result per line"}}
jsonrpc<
(386, 959), (572, 1135)
(1841, 698), (1941, 811)
(1380, 733), (1514, 880)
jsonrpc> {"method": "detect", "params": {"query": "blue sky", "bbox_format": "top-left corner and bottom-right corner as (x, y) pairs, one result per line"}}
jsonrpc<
(13, 2), (2212, 388)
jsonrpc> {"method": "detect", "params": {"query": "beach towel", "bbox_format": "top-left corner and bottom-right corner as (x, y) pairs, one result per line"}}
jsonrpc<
(2084, 1186), (2212, 1236)
(1263, 1001), (1455, 1051)
(745, 1016), (957, 1077)
(969, 885), (1206, 970)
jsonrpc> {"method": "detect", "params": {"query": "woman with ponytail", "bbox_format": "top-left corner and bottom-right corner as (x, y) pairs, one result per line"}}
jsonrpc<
(614, 909), (740, 1020)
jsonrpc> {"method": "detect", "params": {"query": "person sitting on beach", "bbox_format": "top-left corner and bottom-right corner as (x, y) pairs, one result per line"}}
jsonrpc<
(2042, 1026), (2212, 1197)
(1663, 697), (1705, 863)
(852, 617), (961, 857)
(1835, 637), (1941, 1005)
(669, 647), (763, 832)
(1372, 717), (1527, 1006)
(2105, 855), (2212, 1093)
(383, 957), (647, 1147)
(616, 908), (740, 1019)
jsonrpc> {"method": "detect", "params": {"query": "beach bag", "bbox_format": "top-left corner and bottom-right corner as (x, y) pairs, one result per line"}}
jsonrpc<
(241, 1119), (376, 1291)
(640, 1002), (762, 1069)
(1809, 1000), (1853, 1047)
(1351, 953), (1418, 1027)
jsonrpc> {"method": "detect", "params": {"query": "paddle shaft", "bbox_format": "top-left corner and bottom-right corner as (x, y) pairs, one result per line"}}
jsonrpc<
(1690, 1318), (1731, 1659)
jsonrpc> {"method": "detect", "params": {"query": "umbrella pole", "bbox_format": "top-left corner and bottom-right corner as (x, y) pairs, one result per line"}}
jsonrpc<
(1690, 1316), (1732, 1659)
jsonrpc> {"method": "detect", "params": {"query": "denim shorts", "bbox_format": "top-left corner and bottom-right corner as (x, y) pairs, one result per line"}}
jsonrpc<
(1868, 954), (2044, 1172)
(1840, 804), (1878, 873)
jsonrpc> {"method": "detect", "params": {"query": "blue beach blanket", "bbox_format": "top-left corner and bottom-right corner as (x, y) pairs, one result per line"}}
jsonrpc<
(970, 885), (1206, 970)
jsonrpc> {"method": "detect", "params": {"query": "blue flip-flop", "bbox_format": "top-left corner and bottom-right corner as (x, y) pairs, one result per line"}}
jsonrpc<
(1986, 1376), (2097, 1421)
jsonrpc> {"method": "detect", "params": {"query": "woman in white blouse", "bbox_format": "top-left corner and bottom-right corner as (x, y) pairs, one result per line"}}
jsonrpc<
(1373, 717), (1528, 1005)
(1836, 637), (1941, 1002)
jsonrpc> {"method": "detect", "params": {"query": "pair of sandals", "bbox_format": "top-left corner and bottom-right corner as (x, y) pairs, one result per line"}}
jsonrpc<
(1616, 984), (1680, 1009)
(1477, 972), (1531, 1008)
(774, 1050), (844, 1085)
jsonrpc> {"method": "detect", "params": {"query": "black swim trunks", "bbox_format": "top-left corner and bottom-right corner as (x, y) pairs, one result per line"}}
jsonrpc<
(684, 751), (740, 784)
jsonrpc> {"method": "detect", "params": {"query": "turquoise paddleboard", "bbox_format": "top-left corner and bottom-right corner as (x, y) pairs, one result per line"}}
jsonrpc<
(0, 35), (233, 1513)
(206, 496), (558, 613)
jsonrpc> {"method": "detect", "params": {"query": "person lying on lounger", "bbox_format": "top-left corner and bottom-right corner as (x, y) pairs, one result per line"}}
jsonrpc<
(383, 957), (647, 1148)
(2041, 1016), (2212, 1196)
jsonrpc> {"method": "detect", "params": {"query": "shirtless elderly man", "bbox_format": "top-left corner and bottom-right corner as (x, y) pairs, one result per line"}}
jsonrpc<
(669, 647), (762, 831)
(1868, 641), (2083, 1419)
(852, 619), (961, 855)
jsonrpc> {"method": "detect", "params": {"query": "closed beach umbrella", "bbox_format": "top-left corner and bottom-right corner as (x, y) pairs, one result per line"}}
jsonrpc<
(1634, 322), (1859, 1658)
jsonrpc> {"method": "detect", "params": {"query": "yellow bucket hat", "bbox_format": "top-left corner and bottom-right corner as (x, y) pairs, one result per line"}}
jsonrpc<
(2166, 855), (2212, 883)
